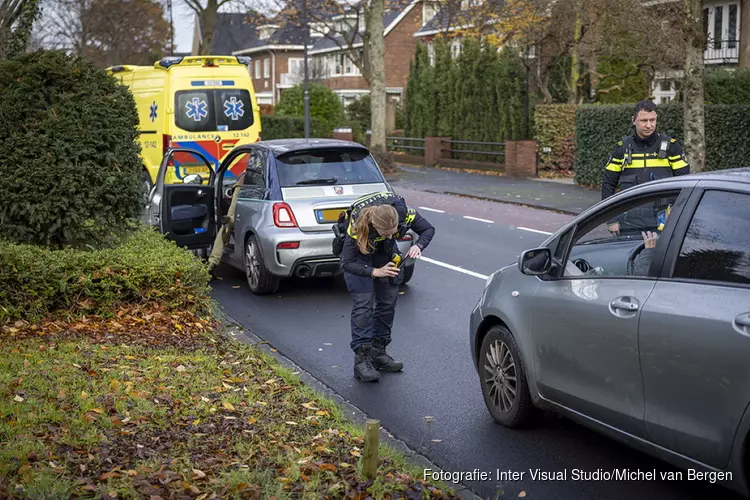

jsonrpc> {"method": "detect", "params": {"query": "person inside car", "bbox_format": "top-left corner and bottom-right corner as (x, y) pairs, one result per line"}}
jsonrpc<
(340, 192), (435, 382)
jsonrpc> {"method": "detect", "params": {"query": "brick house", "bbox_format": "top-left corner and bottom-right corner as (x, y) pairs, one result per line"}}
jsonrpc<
(197, 1), (430, 109)
(646, 0), (750, 103)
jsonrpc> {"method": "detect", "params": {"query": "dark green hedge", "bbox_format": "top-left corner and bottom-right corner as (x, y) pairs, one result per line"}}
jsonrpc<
(0, 227), (210, 323)
(0, 50), (143, 248)
(261, 115), (327, 140)
(574, 103), (750, 186)
(705, 68), (750, 104)
(273, 83), (342, 138)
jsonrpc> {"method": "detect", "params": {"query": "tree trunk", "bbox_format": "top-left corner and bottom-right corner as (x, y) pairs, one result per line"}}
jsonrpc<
(368, 0), (386, 152)
(569, 1), (583, 104)
(199, 0), (218, 55)
(682, 0), (706, 172)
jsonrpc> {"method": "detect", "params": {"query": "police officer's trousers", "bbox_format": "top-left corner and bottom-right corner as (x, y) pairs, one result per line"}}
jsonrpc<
(344, 272), (400, 352)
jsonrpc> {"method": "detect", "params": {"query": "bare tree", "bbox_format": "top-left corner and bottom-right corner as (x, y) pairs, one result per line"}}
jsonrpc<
(180, 0), (257, 54)
(35, 0), (170, 66)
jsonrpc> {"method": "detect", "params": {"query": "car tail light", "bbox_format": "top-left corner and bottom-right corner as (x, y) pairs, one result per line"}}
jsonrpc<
(273, 202), (298, 228)
(277, 241), (300, 250)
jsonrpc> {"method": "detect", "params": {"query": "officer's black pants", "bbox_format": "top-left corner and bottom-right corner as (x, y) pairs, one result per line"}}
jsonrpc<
(344, 272), (400, 352)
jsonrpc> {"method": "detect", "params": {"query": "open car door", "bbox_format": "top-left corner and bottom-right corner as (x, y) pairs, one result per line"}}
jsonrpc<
(152, 149), (217, 250)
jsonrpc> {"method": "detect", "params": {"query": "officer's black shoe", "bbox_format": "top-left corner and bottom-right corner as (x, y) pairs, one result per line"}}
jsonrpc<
(370, 339), (403, 372)
(354, 346), (380, 382)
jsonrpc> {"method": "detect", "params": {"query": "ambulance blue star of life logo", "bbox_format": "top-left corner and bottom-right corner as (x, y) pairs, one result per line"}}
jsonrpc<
(149, 101), (158, 122)
(186, 97), (208, 122)
(223, 97), (244, 120)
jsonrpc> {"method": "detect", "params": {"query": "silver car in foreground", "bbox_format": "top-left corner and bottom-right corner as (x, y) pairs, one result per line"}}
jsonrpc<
(146, 139), (417, 294)
(470, 168), (750, 497)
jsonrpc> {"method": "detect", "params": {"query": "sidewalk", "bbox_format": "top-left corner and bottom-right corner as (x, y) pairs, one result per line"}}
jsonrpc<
(387, 165), (602, 215)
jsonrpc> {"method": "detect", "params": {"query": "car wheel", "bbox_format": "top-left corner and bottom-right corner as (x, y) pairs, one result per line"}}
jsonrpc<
(402, 264), (415, 284)
(244, 235), (280, 295)
(479, 325), (534, 428)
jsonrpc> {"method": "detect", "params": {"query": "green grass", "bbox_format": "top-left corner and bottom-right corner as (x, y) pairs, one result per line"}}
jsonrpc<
(0, 333), (458, 499)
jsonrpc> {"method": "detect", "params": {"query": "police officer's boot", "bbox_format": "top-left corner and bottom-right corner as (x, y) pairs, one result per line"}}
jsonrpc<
(354, 346), (380, 382)
(370, 338), (403, 372)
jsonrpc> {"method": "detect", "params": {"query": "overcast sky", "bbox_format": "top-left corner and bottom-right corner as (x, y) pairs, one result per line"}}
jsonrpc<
(173, 2), (196, 53)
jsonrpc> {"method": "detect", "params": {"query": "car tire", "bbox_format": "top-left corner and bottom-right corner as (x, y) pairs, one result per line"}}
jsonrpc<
(244, 234), (280, 295)
(402, 264), (415, 284)
(479, 325), (534, 428)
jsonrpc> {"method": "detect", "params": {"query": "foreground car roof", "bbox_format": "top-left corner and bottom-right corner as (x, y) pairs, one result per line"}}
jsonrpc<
(682, 167), (750, 184)
(258, 138), (369, 156)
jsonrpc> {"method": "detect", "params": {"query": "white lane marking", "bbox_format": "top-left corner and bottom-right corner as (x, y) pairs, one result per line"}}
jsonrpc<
(418, 206), (445, 213)
(517, 226), (552, 235)
(420, 257), (489, 280)
(463, 216), (494, 224)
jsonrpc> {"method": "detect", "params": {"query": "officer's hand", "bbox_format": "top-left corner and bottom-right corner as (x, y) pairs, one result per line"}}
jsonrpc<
(373, 262), (400, 278)
(407, 245), (422, 259)
(608, 222), (620, 235)
(642, 231), (658, 249)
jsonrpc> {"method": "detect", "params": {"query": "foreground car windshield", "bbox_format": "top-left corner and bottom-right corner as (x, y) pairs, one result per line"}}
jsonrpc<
(275, 149), (383, 187)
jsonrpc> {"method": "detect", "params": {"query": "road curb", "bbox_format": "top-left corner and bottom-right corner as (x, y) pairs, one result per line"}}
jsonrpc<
(215, 308), (483, 500)
(424, 189), (582, 216)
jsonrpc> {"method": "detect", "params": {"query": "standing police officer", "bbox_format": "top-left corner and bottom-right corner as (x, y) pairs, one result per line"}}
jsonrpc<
(601, 100), (690, 234)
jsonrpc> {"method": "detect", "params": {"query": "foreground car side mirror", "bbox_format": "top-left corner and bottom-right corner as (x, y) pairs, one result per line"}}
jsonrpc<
(183, 173), (203, 185)
(519, 248), (552, 276)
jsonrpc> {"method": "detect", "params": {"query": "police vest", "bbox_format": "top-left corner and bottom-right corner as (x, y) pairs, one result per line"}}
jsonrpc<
(619, 133), (673, 189)
(346, 192), (416, 243)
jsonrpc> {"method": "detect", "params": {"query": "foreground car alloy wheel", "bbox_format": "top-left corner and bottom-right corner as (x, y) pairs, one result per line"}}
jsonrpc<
(244, 235), (280, 295)
(479, 325), (534, 427)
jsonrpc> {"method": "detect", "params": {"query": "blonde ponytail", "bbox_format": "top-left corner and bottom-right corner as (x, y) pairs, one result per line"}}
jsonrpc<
(352, 205), (398, 254)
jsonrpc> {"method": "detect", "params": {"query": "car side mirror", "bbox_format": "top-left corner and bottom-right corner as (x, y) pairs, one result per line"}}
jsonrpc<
(519, 248), (552, 276)
(184, 173), (203, 185)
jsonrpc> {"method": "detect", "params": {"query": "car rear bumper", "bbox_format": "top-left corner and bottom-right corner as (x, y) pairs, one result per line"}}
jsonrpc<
(258, 228), (415, 278)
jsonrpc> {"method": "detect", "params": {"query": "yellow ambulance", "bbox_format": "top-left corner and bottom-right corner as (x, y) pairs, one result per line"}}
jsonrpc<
(107, 55), (262, 190)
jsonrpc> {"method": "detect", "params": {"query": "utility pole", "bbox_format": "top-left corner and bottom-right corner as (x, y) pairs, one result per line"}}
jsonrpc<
(167, 0), (174, 55)
(302, 0), (311, 138)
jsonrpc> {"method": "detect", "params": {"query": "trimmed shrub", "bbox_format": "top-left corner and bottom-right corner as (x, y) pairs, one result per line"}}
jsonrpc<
(705, 68), (750, 104)
(535, 104), (577, 174)
(275, 83), (343, 138)
(0, 50), (143, 248)
(0, 226), (210, 323)
(260, 115), (325, 140)
(574, 103), (750, 186)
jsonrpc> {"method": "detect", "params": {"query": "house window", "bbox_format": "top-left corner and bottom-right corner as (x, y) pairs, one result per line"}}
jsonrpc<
(451, 39), (462, 58)
(460, 0), (483, 9)
(653, 76), (679, 103)
(264, 58), (270, 79)
(427, 41), (436, 65)
(704, 2), (741, 63)
(255, 60), (261, 79)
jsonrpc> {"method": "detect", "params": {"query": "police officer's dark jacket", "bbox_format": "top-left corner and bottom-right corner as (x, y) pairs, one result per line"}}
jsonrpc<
(602, 130), (690, 200)
(340, 192), (435, 277)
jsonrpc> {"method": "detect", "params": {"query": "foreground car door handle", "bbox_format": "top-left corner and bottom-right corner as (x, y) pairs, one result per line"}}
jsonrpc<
(734, 313), (750, 337)
(610, 296), (639, 313)
(608, 296), (640, 318)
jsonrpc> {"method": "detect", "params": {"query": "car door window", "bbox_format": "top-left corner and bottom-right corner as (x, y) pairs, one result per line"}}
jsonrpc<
(672, 190), (750, 286)
(239, 150), (266, 199)
(562, 191), (682, 278)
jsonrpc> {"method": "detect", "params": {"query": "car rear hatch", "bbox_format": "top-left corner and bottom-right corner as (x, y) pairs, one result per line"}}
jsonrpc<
(275, 148), (390, 233)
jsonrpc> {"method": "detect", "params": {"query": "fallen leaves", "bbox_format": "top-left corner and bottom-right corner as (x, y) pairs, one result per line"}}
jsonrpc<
(13, 395), (24, 402)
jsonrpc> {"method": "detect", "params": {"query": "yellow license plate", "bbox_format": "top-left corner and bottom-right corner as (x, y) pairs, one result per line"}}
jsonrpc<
(317, 208), (347, 223)
(182, 166), (211, 174)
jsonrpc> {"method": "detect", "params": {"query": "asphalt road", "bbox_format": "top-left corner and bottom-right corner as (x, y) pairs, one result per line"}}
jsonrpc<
(211, 188), (743, 500)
